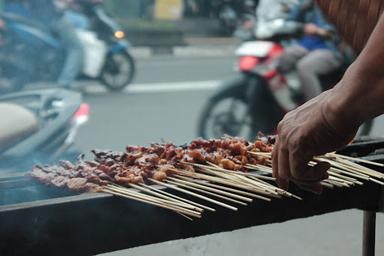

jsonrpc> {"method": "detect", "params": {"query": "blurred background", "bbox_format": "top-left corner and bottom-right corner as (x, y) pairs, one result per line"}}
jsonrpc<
(0, 0), (383, 255)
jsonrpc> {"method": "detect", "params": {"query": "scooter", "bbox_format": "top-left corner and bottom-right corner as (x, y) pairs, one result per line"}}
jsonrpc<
(213, 0), (258, 36)
(0, 89), (89, 176)
(0, 2), (135, 92)
(198, 19), (373, 139)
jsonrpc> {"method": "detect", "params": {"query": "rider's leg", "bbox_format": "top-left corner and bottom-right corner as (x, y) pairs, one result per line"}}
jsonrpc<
(55, 16), (84, 88)
(277, 45), (308, 73)
(296, 49), (342, 101)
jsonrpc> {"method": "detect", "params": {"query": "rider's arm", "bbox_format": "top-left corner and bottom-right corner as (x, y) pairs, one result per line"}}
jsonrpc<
(312, 7), (336, 38)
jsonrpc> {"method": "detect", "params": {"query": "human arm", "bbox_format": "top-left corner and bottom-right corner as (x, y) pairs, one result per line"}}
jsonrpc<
(304, 7), (336, 38)
(272, 12), (384, 193)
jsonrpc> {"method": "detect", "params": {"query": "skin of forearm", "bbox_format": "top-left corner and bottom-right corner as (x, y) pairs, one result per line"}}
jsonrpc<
(329, 13), (384, 126)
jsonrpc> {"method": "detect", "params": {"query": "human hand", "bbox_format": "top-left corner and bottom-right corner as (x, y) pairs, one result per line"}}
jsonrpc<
(272, 89), (359, 194)
(304, 23), (319, 35)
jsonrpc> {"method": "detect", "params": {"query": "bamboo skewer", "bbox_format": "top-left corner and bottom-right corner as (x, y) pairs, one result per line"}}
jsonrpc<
(149, 178), (238, 211)
(194, 170), (277, 198)
(168, 176), (253, 202)
(166, 179), (248, 206)
(177, 169), (274, 197)
(327, 153), (384, 167)
(103, 187), (201, 218)
(176, 175), (272, 201)
(106, 185), (202, 215)
(320, 181), (334, 189)
(104, 188), (196, 219)
(139, 183), (216, 212)
(128, 183), (203, 212)
(328, 171), (363, 185)
(330, 167), (370, 181)
(205, 162), (276, 181)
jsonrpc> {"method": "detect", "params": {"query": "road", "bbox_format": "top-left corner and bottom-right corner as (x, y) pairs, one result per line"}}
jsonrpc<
(73, 56), (384, 256)
(76, 56), (236, 152)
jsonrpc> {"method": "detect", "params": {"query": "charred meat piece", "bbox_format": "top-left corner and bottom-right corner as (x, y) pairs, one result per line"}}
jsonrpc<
(51, 176), (68, 188)
(67, 178), (88, 191)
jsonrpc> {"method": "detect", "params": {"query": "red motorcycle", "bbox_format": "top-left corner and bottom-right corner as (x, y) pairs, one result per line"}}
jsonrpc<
(198, 19), (372, 139)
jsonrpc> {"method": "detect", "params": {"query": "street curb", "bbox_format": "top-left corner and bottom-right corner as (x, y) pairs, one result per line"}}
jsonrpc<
(130, 45), (238, 59)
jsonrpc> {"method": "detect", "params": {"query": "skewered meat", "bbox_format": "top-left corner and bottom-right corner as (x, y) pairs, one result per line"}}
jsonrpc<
(67, 178), (88, 191)
(30, 136), (274, 192)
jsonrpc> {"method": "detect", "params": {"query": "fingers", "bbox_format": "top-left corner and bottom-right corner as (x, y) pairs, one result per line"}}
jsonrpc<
(272, 136), (330, 194)
(292, 180), (324, 195)
(288, 163), (330, 194)
(290, 153), (330, 182)
(278, 145), (290, 190)
(272, 137), (278, 179)
(272, 137), (282, 186)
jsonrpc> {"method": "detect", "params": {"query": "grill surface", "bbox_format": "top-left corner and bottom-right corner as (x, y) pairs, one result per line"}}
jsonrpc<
(0, 139), (383, 256)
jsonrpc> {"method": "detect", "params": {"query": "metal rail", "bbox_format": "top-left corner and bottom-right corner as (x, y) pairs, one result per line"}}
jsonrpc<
(363, 211), (376, 256)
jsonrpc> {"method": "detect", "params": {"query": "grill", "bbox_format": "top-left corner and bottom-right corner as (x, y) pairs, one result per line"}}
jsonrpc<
(1, 139), (383, 256)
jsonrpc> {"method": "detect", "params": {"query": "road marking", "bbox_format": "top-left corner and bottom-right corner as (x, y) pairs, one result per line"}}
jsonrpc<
(83, 80), (221, 94)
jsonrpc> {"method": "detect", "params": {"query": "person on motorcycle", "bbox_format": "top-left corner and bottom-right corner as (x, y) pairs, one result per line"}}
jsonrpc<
(277, 0), (342, 101)
(29, 0), (84, 88)
(3, 0), (31, 17)
(256, 0), (298, 21)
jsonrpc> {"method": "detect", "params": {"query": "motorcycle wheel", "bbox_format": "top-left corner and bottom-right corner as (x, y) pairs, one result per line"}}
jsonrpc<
(198, 76), (277, 140)
(101, 51), (135, 91)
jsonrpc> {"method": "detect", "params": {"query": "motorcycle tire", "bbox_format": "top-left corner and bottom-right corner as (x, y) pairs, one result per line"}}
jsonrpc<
(101, 51), (135, 91)
(197, 76), (277, 140)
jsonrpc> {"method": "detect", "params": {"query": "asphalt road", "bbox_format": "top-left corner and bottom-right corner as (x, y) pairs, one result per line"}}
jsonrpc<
(72, 55), (384, 256)
(76, 56), (237, 152)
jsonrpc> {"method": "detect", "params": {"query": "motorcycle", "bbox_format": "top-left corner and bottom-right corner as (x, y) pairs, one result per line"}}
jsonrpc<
(0, 2), (135, 92)
(198, 19), (373, 140)
(213, 0), (258, 36)
(0, 89), (89, 176)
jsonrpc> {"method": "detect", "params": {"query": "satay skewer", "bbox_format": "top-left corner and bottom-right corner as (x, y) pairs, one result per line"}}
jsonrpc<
(329, 167), (370, 181)
(165, 179), (248, 206)
(198, 167), (280, 197)
(320, 181), (335, 189)
(106, 185), (202, 215)
(149, 178), (238, 211)
(105, 188), (195, 220)
(246, 176), (303, 200)
(138, 183), (216, 212)
(103, 187), (201, 218)
(327, 171), (363, 185)
(327, 153), (384, 167)
(167, 176), (253, 202)
(315, 157), (384, 179)
(204, 162), (276, 181)
(186, 169), (276, 198)
(246, 164), (273, 173)
(128, 183), (203, 212)
(175, 175), (272, 201)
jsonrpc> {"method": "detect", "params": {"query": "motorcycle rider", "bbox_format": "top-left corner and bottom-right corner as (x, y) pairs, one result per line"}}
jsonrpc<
(256, 0), (298, 21)
(277, 0), (342, 101)
(28, 0), (84, 88)
(3, 0), (31, 17)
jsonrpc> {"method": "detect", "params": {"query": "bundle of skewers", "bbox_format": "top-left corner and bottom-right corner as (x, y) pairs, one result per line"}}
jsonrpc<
(30, 136), (384, 220)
